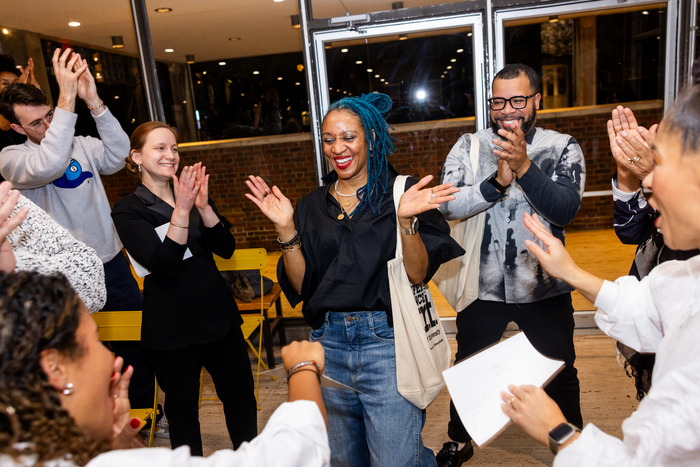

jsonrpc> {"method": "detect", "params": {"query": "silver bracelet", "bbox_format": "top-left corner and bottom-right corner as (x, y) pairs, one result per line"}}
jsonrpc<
(287, 360), (321, 383)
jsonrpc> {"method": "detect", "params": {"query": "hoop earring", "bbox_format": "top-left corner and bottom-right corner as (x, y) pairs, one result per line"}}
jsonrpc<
(63, 383), (74, 395)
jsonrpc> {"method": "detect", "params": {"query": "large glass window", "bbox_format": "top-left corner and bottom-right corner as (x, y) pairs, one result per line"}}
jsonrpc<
(324, 28), (475, 124)
(189, 52), (309, 141)
(504, 5), (667, 109)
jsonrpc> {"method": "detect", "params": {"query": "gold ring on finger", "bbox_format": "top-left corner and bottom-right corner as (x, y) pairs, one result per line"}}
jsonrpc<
(508, 397), (517, 407)
(628, 155), (641, 165)
(614, 127), (623, 135)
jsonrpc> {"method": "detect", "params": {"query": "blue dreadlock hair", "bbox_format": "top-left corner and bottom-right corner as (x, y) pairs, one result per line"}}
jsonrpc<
(326, 92), (398, 214)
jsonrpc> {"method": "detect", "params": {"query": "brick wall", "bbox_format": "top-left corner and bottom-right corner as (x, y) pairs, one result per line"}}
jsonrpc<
(102, 101), (664, 249)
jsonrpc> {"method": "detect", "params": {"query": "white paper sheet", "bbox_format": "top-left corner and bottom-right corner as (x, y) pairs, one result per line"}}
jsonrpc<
(442, 332), (564, 446)
(127, 223), (193, 277)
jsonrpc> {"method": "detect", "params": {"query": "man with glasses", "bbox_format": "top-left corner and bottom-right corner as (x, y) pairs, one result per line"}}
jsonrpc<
(436, 63), (585, 466)
(0, 48), (158, 429)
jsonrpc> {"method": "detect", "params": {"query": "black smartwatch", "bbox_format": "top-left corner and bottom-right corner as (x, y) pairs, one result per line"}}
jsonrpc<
(548, 422), (581, 454)
(487, 172), (510, 194)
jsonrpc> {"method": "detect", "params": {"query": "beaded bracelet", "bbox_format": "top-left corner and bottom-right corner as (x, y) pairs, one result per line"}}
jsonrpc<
(277, 230), (299, 248)
(87, 101), (105, 111)
(287, 360), (321, 384)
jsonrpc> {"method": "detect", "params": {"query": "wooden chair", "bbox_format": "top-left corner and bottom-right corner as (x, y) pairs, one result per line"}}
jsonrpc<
(198, 248), (274, 410)
(92, 310), (158, 447)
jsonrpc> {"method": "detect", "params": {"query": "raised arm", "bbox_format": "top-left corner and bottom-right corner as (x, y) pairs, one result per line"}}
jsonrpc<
(245, 175), (304, 294)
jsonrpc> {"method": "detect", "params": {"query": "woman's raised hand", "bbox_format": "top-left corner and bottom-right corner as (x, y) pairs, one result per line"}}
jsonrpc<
(172, 165), (200, 214)
(193, 162), (210, 211)
(397, 174), (459, 222)
(109, 357), (144, 449)
(245, 175), (294, 232)
(0, 182), (29, 273)
(607, 106), (657, 183)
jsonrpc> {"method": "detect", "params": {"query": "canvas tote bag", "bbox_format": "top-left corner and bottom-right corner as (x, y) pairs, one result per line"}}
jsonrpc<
(432, 134), (485, 312)
(388, 175), (452, 409)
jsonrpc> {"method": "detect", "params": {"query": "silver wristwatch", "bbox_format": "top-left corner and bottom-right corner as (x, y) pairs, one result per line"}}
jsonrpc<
(400, 217), (419, 235)
(548, 422), (581, 454)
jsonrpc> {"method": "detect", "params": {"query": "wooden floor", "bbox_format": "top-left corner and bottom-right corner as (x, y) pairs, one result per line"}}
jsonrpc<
(263, 228), (637, 319)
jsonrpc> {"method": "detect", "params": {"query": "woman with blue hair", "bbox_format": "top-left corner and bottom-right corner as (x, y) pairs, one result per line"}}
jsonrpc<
(247, 92), (464, 466)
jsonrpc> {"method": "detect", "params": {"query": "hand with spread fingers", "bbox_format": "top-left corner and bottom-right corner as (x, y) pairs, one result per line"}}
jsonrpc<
(493, 121), (532, 179)
(397, 174), (459, 225)
(245, 175), (295, 235)
(607, 106), (657, 188)
(74, 56), (104, 114)
(500, 384), (568, 447)
(0, 181), (30, 273)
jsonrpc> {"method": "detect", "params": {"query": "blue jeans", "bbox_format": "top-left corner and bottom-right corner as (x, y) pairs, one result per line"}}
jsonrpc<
(310, 311), (436, 467)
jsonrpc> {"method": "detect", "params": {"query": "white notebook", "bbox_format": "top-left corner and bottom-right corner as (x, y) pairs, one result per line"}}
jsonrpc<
(443, 332), (564, 446)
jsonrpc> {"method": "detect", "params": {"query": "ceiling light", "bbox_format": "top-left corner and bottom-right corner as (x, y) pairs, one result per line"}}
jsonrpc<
(274, 0), (284, 2)
(447, 66), (452, 69)
(291, 14), (301, 29)
(186, 54), (195, 64)
(277, 77), (283, 80)
(549, 15), (559, 23)
(165, 48), (174, 52)
(253, 71), (259, 75)
(68, 21), (81, 27)
(329, 87), (333, 90)
(416, 90), (426, 100)
(228, 37), (241, 41)
(325, 43), (332, 49)
(399, 34), (407, 40)
(451, 59), (456, 62)
(2, 29), (8, 35)
(642, 10), (649, 15)
(114, 96), (120, 99)
(467, 32), (472, 37)
(111, 36), (124, 49)
(341, 48), (348, 53)
(367, 68), (373, 72)
(457, 49), (464, 53)
(203, 71), (207, 75)
(219, 61), (226, 66)
(374, 74), (380, 78)
(356, 60), (363, 64)
(380, 78), (385, 82)
(155, 8), (172, 13)
(295, 82), (300, 85)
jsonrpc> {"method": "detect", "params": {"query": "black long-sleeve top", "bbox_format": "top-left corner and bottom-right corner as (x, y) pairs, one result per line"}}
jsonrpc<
(278, 164), (465, 329)
(111, 183), (241, 351)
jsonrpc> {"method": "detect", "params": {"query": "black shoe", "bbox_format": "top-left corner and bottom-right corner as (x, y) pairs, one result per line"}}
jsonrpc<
(436, 441), (474, 467)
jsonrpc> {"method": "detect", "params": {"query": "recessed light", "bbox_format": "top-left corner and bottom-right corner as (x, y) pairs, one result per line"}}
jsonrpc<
(447, 66), (452, 69)
(295, 82), (300, 85)
(329, 87), (332, 90)
(341, 48), (348, 53)
(356, 60), (363, 64)
(457, 49), (464, 53)
(467, 32), (472, 37)
(219, 62), (226, 66)
(155, 8), (172, 13)
(114, 96), (120, 99)
(203, 71), (207, 75)
(2, 29), (9, 35)
(253, 71), (259, 75)
(642, 10), (649, 15)
(367, 68), (373, 72)
(451, 59), (456, 62)
(374, 74), (380, 78)
(228, 37), (241, 41)
(165, 48), (174, 53)
(277, 77), (283, 80)
(68, 21), (81, 27)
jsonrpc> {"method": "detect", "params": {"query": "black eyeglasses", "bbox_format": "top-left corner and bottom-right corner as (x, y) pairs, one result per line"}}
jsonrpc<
(487, 93), (537, 111)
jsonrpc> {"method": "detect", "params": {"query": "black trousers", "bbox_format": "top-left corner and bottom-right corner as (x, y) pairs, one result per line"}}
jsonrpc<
(143, 326), (257, 456)
(447, 294), (583, 443)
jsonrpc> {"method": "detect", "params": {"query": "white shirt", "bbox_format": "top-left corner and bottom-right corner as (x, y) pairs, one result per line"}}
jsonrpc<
(1, 401), (329, 467)
(555, 256), (700, 466)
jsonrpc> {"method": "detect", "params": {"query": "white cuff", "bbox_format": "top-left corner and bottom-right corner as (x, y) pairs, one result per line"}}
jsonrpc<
(611, 178), (641, 202)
